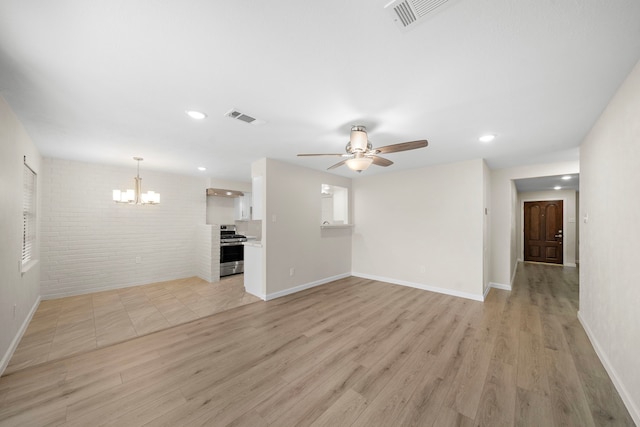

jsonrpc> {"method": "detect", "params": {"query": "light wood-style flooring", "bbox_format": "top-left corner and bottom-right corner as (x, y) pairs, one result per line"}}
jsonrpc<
(5, 275), (260, 374)
(0, 263), (634, 426)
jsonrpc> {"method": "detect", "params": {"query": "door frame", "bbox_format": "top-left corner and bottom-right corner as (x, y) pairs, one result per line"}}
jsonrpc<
(519, 196), (569, 266)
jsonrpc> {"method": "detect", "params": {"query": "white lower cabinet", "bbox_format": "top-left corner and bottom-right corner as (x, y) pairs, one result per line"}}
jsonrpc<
(243, 243), (264, 299)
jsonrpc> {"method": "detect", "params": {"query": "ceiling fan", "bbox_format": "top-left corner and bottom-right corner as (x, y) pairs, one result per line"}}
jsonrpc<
(297, 125), (428, 172)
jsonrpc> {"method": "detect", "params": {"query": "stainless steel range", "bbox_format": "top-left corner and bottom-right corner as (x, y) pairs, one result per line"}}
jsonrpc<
(220, 224), (247, 277)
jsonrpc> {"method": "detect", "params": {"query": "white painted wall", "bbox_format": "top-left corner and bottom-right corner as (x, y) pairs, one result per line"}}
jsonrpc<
(40, 158), (207, 298)
(352, 158), (486, 300)
(0, 96), (42, 374)
(261, 159), (352, 297)
(205, 177), (250, 225)
(206, 196), (235, 225)
(517, 189), (577, 267)
(490, 161), (580, 287)
(579, 60), (640, 424)
(250, 159), (267, 297)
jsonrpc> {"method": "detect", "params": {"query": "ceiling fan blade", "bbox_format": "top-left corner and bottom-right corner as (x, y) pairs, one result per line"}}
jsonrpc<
(373, 140), (428, 154)
(297, 153), (345, 157)
(327, 159), (348, 170)
(371, 156), (393, 167)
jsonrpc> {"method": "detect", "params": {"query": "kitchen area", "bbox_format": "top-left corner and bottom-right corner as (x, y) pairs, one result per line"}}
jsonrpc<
(196, 177), (264, 299)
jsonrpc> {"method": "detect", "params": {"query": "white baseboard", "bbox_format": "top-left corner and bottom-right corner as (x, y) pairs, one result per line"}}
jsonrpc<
(483, 285), (491, 300)
(0, 296), (41, 376)
(351, 272), (484, 302)
(490, 282), (512, 291)
(246, 290), (267, 301)
(564, 262), (577, 267)
(265, 273), (351, 301)
(511, 260), (519, 287)
(483, 282), (512, 299)
(578, 311), (640, 426)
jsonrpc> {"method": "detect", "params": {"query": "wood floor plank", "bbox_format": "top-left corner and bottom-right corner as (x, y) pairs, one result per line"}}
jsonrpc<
(65, 384), (184, 426)
(104, 389), (187, 427)
(392, 375), (448, 427)
(544, 347), (596, 427)
(261, 361), (366, 427)
(516, 330), (550, 395)
(514, 386), (555, 427)
(351, 325), (427, 402)
(474, 359), (516, 427)
(225, 409), (268, 427)
(308, 389), (368, 427)
(443, 334), (494, 419)
(433, 407), (476, 427)
(350, 350), (438, 427)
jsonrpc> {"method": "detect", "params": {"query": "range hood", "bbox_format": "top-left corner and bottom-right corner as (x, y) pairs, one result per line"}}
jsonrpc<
(206, 188), (244, 198)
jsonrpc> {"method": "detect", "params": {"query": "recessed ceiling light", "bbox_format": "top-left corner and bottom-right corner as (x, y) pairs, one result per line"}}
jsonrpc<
(186, 110), (207, 120)
(197, 166), (207, 171)
(561, 175), (572, 180)
(554, 186), (562, 190)
(479, 134), (496, 143)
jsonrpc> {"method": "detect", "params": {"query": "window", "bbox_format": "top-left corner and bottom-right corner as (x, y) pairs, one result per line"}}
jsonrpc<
(22, 161), (36, 270)
(321, 184), (349, 225)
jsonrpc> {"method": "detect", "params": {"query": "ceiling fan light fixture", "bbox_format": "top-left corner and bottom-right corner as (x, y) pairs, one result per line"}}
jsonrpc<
(346, 156), (373, 171)
(350, 126), (369, 152)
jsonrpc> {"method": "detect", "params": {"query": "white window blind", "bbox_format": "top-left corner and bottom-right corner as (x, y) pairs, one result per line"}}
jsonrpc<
(22, 161), (36, 268)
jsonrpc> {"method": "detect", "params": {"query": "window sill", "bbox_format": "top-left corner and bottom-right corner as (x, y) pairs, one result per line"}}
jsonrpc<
(21, 259), (39, 276)
(320, 224), (354, 229)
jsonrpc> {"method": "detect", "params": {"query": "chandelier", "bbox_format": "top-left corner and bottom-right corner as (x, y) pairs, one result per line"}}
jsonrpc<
(112, 157), (160, 204)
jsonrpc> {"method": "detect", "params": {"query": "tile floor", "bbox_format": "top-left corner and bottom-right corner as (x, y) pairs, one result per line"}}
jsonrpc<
(5, 275), (260, 375)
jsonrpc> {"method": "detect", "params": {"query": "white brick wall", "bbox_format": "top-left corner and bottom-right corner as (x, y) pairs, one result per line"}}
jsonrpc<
(196, 224), (220, 283)
(40, 158), (207, 298)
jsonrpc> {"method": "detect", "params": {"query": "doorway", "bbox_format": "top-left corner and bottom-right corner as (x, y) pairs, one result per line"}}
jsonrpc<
(524, 200), (563, 264)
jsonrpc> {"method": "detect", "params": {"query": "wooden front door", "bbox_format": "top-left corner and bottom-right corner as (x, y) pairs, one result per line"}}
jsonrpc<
(524, 200), (563, 264)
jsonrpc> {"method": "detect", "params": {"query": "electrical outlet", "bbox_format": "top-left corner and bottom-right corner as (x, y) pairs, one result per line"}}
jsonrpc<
(289, 267), (295, 277)
(135, 256), (141, 264)
(420, 265), (426, 274)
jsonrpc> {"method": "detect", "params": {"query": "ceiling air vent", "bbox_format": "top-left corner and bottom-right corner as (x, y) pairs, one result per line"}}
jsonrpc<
(385, 0), (453, 32)
(224, 108), (266, 125)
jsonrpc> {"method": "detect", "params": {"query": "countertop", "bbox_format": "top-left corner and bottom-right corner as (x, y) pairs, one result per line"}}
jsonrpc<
(243, 241), (262, 248)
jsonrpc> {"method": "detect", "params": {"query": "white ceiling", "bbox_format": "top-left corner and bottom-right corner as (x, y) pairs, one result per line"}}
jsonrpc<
(1, 0), (639, 182)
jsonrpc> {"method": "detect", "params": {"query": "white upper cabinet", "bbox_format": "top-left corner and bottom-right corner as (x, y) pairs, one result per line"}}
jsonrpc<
(252, 176), (263, 220)
(234, 192), (252, 220)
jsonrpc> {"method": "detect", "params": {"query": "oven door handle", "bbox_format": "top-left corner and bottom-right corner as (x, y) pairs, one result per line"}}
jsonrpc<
(221, 242), (244, 246)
